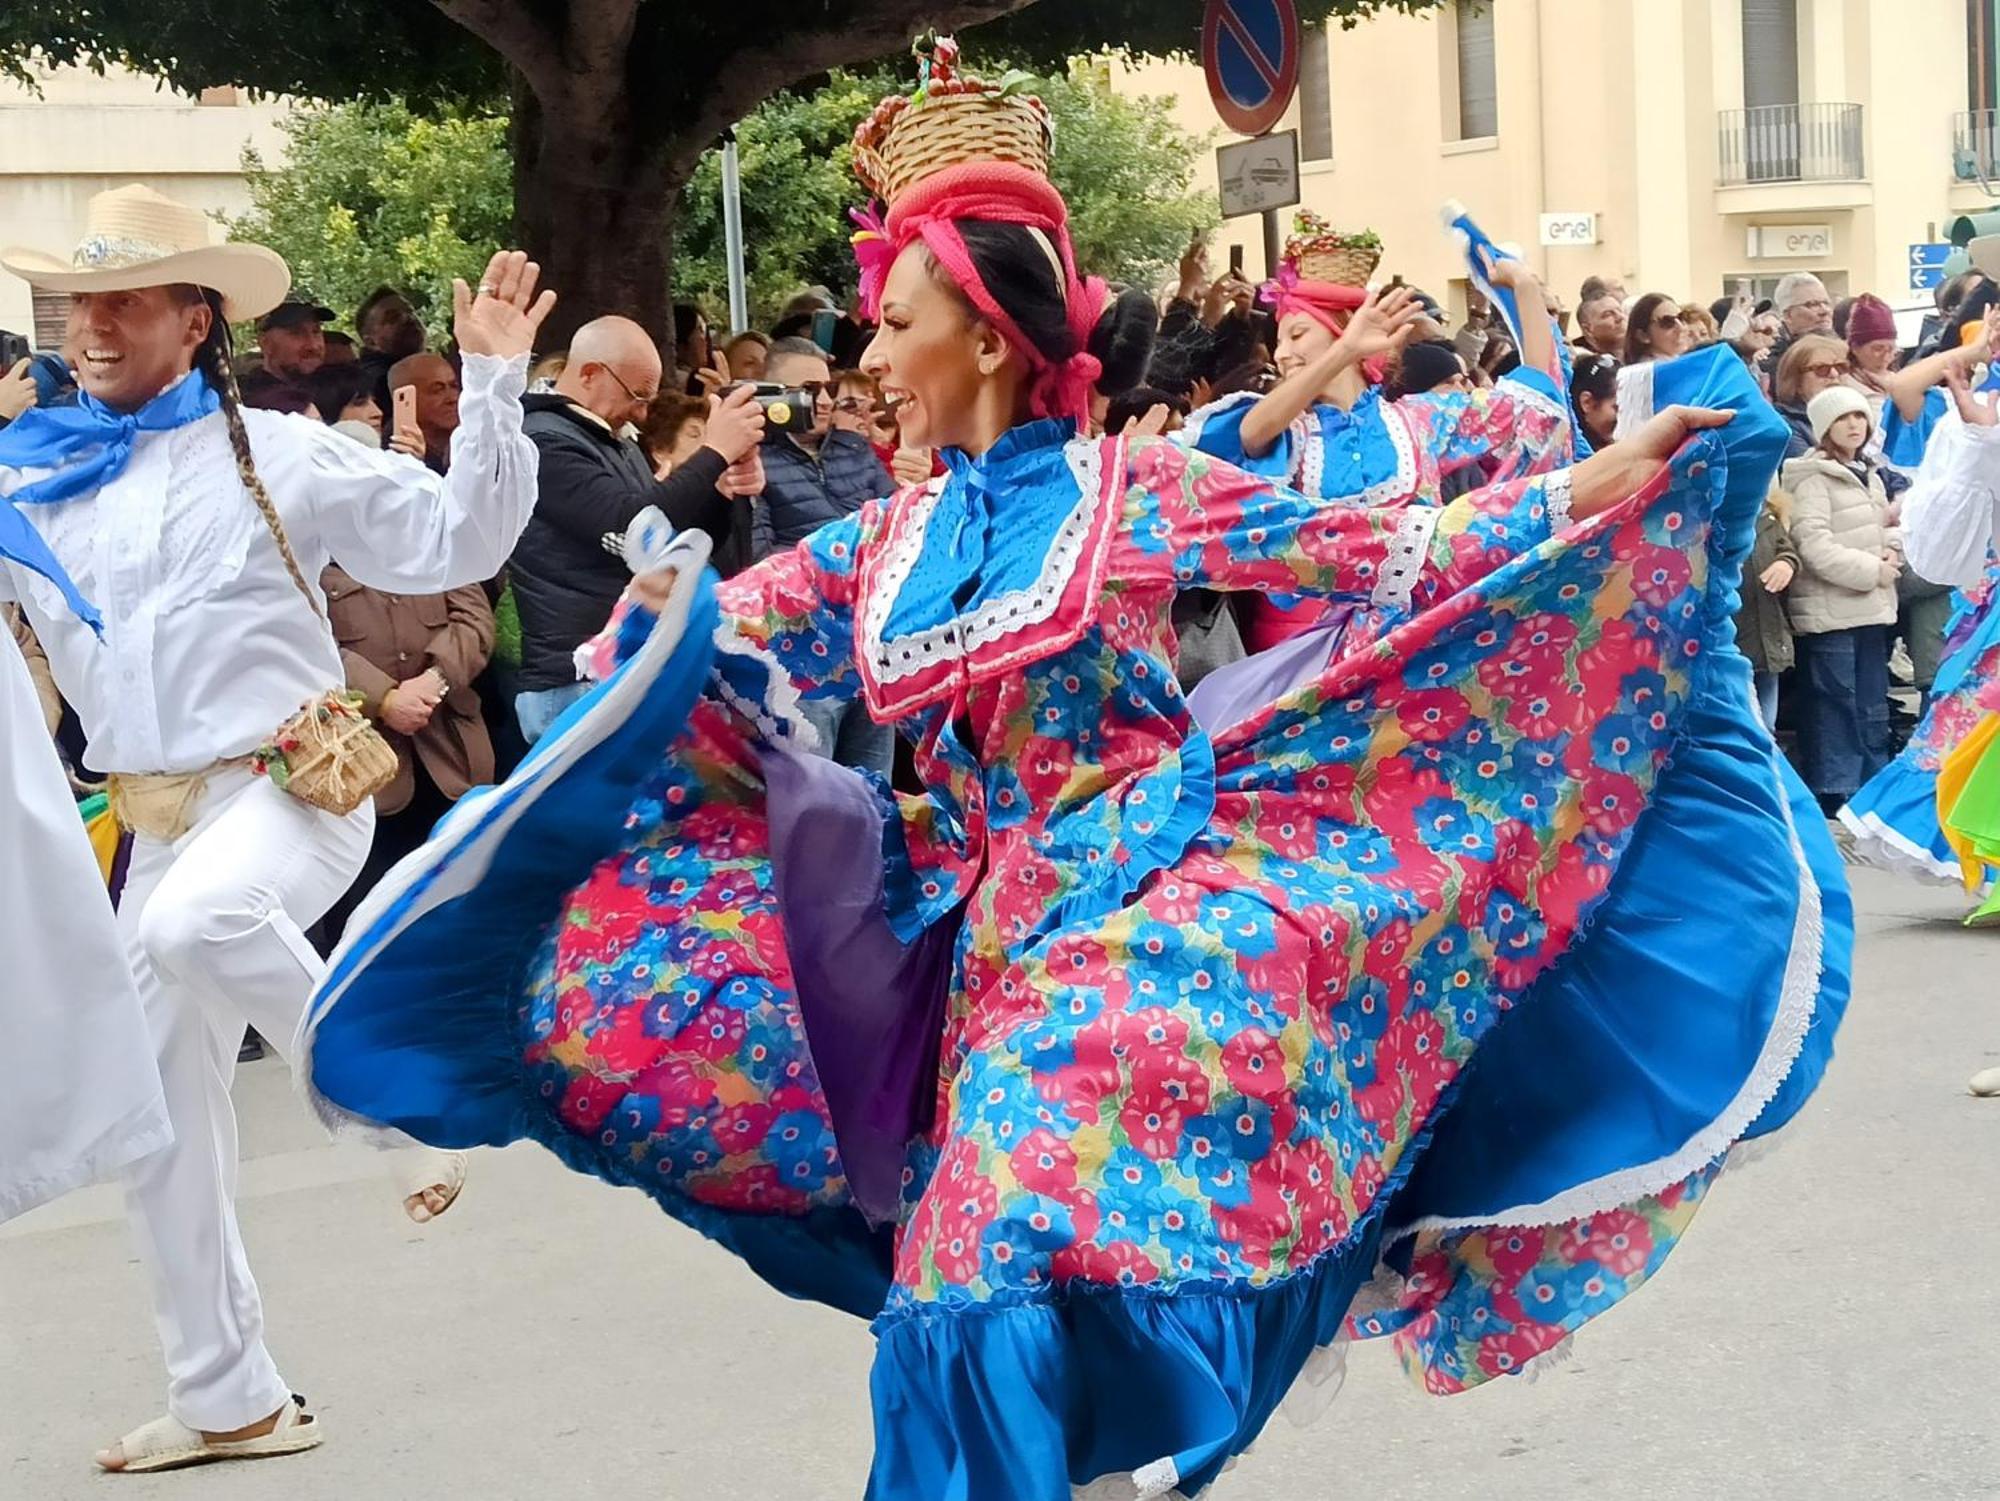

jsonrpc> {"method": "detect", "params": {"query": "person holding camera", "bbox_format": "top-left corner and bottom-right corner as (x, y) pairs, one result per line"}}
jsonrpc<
(512, 314), (765, 744)
(753, 336), (895, 552)
(744, 336), (896, 774)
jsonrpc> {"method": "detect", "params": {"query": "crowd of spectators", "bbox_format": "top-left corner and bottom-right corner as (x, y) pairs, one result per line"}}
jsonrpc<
(7, 233), (1995, 952)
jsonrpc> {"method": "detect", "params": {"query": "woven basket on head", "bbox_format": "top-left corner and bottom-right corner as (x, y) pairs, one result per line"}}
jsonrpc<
(277, 691), (398, 815)
(856, 93), (1052, 203)
(1299, 244), (1382, 285)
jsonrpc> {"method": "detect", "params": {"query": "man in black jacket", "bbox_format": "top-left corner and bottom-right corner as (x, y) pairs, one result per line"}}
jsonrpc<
(512, 315), (763, 742)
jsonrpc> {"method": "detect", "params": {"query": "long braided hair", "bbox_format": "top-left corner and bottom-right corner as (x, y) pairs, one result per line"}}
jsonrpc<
(179, 285), (324, 621)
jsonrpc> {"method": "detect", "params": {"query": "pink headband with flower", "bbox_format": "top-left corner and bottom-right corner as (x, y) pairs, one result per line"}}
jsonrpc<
(852, 162), (1107, 423)
(1258, 261), (1368, 332)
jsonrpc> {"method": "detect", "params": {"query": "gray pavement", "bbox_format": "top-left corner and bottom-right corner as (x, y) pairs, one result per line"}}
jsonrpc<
(2, 866), (1995, 1501)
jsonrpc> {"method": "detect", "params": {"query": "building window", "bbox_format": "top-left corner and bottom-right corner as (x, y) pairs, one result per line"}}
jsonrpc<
(1299, 25), (1332, 161)
(1454, 0), (1498, 140)
(30, 290), (70, 350)
(197, 85), (240, 107)
(1741, 0), (1799, 110)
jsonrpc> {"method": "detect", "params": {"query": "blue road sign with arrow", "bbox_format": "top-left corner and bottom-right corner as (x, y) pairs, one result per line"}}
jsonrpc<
(1911, 242), (1952, 293)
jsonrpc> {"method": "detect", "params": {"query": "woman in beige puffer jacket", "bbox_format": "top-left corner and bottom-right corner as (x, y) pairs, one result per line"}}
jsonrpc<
(1781, 385), (1902, 812)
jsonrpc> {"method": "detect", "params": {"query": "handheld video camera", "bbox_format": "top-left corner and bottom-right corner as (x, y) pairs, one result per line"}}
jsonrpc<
(743, 382), (817, 436)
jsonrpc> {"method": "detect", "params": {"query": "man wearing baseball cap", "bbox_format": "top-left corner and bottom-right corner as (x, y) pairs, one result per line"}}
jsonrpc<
(0, 183), (555, 1473)
(255, 294), (337, 384)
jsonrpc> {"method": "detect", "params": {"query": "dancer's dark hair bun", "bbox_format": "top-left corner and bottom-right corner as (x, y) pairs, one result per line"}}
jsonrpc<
(1090, 285), (1161, 401)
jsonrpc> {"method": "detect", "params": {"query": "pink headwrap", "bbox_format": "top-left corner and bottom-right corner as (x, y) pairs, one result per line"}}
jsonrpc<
(851, 162), (1108, 423)
(1258, 262), (1384, 382)
(1258, 261), (1368, 333)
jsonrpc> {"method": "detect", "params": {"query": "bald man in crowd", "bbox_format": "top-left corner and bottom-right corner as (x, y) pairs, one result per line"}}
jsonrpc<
(510, 315), (769, 742)
(388, 352), (462, 473)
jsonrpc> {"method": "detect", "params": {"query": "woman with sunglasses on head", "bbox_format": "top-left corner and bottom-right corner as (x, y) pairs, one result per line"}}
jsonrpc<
(304, 41), (1849, 1501)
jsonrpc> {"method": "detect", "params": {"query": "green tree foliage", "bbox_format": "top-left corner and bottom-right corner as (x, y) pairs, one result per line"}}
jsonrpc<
(674, 61), (1217, 325)
(1041, 62), (1218, 299)
(0, 1), (1442, 102)
(1, 1), (1438, 341)
(230, 63), (1217, 335)
(225, 102), (512, 336)
(674, 70), (896, 328)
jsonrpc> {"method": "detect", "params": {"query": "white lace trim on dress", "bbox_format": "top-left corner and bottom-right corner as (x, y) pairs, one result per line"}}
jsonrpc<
(863, 441), (1105, 686)
(1837, 805), (1965, 885)
(1373, 505), (1440, 613)
(1544, 467), (1575, 531)
(711, 628), (821, 753)
(1612, 361), (1656, 441)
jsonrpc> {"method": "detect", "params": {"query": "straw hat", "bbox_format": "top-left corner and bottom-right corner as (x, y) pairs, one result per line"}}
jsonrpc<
(1, 184), (290, 321)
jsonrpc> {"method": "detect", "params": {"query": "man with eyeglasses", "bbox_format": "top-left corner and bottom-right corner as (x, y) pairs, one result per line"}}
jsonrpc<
(1769, 273), (1836, 370)
(510, 314), (766, 743)
(748, 336), (895, 775)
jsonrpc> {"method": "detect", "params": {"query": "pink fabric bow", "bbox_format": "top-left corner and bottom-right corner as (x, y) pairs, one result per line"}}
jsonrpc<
(1256, 261), (1302, 310)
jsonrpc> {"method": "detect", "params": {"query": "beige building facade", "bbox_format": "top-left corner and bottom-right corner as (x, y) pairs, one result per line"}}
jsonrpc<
(0, 64), (289, 342)
(1122, 0), (2000, 321)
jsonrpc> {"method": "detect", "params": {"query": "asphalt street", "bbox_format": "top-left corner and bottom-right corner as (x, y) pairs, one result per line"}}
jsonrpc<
(2, 866), (1994, 1501)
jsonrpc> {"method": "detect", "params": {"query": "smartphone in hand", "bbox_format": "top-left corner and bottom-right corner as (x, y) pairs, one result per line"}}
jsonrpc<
(392, 383), (420, 443)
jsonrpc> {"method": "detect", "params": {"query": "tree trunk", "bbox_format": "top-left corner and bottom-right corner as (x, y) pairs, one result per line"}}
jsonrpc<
(509, 69), (688, 353)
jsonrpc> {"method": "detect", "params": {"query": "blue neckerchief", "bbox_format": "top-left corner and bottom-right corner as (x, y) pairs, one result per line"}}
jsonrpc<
(885, 419), (1078, 642)
(0, 373), (220, 633)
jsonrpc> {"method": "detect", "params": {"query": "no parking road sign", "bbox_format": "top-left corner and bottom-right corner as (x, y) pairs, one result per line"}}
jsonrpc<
(1202, 0), (1302, 138)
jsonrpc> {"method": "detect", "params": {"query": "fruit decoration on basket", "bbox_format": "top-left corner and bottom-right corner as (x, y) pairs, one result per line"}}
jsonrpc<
(1285, 209), (1384, 286)
(851, 34), (1054, 204)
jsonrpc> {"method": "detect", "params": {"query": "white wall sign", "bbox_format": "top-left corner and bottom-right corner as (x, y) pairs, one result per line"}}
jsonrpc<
(1217, 131), (1302, 219)
(1748, 223), (1833, 258)
(1538, 212), (1599, 247)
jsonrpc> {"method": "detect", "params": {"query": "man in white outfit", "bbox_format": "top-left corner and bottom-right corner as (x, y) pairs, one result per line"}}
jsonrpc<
(0, 185), (554, 1472)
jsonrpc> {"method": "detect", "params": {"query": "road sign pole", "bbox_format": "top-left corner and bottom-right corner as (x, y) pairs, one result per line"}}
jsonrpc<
(1262, 208), (1282, 281)
(722, 130), (749, 336)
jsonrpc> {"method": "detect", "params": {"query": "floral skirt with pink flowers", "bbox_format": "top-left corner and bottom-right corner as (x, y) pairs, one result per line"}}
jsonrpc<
(311, 435), (1848, 1500)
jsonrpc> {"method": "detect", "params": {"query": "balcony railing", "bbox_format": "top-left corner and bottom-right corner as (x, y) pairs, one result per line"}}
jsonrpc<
(1718, 103), (1864, 186)
(1954, 109), (2000, 185)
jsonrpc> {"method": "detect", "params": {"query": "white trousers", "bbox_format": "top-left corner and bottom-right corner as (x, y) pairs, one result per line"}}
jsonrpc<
(116, 768), (370, 1432)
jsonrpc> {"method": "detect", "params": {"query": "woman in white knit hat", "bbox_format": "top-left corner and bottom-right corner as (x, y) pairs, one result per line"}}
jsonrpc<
(1782, 383), (1902, 813)
(0, 184), (555, 1472)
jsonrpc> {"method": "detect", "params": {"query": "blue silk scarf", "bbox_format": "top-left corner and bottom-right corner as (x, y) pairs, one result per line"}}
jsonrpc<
(0, 373), (220, 632)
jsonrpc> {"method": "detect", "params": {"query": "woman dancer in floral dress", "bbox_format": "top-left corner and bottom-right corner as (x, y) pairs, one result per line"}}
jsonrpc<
(305, 52), (1849, 1501)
